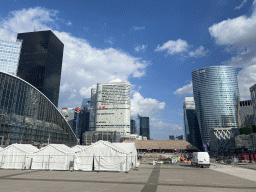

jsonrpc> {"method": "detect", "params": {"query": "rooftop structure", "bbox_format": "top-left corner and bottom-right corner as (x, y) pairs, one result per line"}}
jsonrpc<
(123, 140), (199, 152)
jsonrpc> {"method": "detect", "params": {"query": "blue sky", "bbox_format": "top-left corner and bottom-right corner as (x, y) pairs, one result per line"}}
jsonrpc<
(1, 0), (256, 139)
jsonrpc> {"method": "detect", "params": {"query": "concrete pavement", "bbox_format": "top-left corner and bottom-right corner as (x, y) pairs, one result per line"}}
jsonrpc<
(0, 163), (255, 192)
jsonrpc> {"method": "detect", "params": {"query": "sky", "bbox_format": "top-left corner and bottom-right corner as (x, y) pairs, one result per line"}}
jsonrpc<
(1, 0), (256, 140)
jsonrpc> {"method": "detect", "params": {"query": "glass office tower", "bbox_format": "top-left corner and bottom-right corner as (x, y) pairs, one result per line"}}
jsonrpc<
(140, 117), (150, 139)
(183, 97), (202, 150)
(17, 30), (64, 107)
(192, 66), (240, 144)
(0, 71), (77, 146)
(0, 39), (22, 75)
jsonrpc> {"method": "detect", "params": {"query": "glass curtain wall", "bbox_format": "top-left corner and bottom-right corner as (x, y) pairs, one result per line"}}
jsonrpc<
(0, 71), (77, 146)
(192, 66), (240, 144)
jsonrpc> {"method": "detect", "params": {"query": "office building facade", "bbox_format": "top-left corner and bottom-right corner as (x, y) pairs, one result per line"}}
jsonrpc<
(0, 71), (77, 146)
(130, 119), (136, 134)
(183, 97), (202, 150)
(81, 98), (91, 109)
(89, 88), (97, 131)
(250, 84), (256, 124)
(140, 117), (150, 139)
(0, 39), (22, 75)
(17, 30), (64, 107)
(192, 66), (240, 144)
(94, 82), (131, 135)
(238, 100), (254, 128)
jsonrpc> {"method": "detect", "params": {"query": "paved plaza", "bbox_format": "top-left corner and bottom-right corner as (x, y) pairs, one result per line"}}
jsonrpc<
(0, 163), (255, 192)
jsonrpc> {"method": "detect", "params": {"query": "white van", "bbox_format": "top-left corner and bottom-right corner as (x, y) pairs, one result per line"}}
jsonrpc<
(191, 152), (210, 168)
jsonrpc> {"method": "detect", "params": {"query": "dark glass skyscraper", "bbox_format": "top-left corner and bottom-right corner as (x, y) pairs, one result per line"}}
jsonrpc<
(183, 97), (202, 150)
(130, 119), (136, 134)
(17, 30), (64, 107)
(192, 66), (240, 144)
(140, 117), (150, 139)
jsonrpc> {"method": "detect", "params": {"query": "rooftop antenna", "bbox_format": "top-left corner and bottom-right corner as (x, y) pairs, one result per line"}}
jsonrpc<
(34, 26), (36, 32)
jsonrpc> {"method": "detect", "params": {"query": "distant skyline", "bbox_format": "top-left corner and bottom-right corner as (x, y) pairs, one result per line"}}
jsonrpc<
(0, 0), (256, 139)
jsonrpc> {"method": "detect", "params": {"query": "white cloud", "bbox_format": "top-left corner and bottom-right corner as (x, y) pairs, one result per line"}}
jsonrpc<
(79, 86), (96, 98)
(104, 37), (114, 45)
(234, 0), (247, 10)
(237, 65), (256, 100)
(209, 14), (256, 45)
(0, 7), (148, 108)
(66, 21), (72, 26)
(131, 91), (166, 117)
(0, 7), (56, 40)
(209, 2), (256, 67)
(109, 78), (122, 83)
(131, 26), (145, 31)
(173, 82), (193, 96)
(155, 39), (189, 55)
(135, 44), (147, 52)
(188, 46), (208, 58)
(130, 91), (181, 139)
(105, 40), (113, 45)
(155, 39), (208, 59)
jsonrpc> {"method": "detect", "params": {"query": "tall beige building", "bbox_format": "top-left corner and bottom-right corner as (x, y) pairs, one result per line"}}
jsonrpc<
(94, 82), (131, 135)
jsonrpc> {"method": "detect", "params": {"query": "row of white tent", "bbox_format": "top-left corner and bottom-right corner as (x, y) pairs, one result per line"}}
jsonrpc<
(0, 141), (138, 172)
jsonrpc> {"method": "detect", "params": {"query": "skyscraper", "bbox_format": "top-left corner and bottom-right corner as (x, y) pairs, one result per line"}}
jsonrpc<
(130, 119), (136, 134)
(89, 88), (97, 131)
(192, 66), (240, 144)
(250, 84), (256, 124)
(183, 97), (202, 150)
(238, 100), (254, 128)
(17, 30), (64, 107)
(0, 38), (22, 75)
(140, 117), (150, 139)
(94, 82), (131, 135)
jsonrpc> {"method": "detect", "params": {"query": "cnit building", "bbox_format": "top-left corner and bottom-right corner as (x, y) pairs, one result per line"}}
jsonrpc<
(0, 30), (77, 146)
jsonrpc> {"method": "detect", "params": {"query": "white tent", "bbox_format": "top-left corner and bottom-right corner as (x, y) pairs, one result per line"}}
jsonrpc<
(72, 145), (88, 152)
(112, 142), (138, 168)
(74, 140), (130, 172)
(31, 144), (76, 170)
(0, 147), (2, 151)
(0, 144), (39, 169)
(74, 145), (93, 171)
